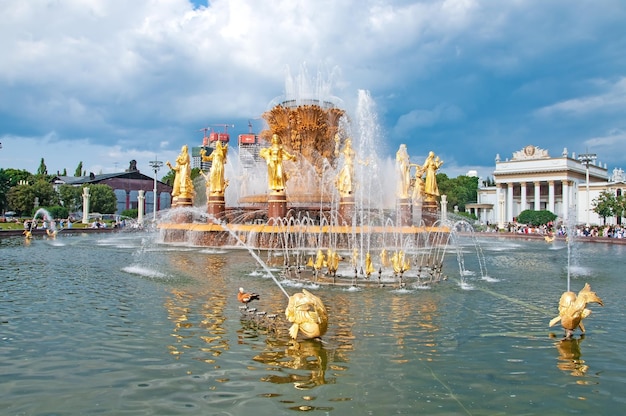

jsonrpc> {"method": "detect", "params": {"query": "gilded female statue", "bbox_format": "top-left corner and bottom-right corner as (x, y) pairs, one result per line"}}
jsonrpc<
(200, 141), (228, 195)
(259, 134), (297, 192)
(336, 138), (356, 197)
(166, 145), (194, 200)
(423, 151), (443, 202)
(396, 144), (411, 199)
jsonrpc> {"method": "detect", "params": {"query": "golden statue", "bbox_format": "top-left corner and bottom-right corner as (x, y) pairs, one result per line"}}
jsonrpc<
(423, 151), (443, 202)
(285, 289), (328, 340)
(200, 141), (229, 195)
(259, 133), (297, 192)
(364, 252), (376, 277)
(313, 249), (325, 274)
(166, 145), (194, 200)
(326, 248), (340, 276)
(396, 144), (411, 199)
(351, 247), (358, 270)
(549, 283), (604, 339)
(411, 163), (426, 202)
(336, 138), (356, 197)
(391, 250), (410, 275)
(380, 249), (389, 268)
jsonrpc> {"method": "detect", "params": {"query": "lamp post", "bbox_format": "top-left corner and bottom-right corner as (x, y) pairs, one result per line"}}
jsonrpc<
(148, 158), (163, 222)
(578, 152), (597, 226)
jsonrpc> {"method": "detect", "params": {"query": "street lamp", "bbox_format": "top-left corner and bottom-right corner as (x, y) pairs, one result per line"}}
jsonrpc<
(578, 152), (597, 226)
(148, 158), (163, 222)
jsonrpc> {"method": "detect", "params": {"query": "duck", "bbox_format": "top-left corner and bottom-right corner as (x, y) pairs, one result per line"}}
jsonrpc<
(237, 287), (260, 307)
(549, 283), (603, 339)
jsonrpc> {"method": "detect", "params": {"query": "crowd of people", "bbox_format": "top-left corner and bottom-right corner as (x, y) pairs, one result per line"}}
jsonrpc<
(478, 220), (626, 239)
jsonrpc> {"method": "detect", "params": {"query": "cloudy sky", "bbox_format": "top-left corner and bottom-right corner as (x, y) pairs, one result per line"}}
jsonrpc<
(1, 0), (625, 180)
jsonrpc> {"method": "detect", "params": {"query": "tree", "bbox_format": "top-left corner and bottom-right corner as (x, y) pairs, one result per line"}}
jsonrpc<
(31, 179), (59, 207)
(517, 209), (557, 226)
(592, 191), (616, 225)
(436, 173), (479, 212)
(86, 184), (117, 214)
(3, 168), (34, 187)
(0, 169), (10, 213)
(37, 158), (48, 176)
(58, 184), (83, 213)
(74, 162), (83, 177)
(6, 183), (36, 216)
(161, 169), (175, 187)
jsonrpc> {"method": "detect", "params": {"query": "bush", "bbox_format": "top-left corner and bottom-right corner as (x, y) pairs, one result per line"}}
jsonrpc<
(516, 210), (557, 226)
(121, 209), (138, 219)
(41, 206), (69, 219)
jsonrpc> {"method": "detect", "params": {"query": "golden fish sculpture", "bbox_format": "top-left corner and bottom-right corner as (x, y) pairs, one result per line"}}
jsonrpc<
(549, 283), (603, 339)
(285, 289), (328, 340)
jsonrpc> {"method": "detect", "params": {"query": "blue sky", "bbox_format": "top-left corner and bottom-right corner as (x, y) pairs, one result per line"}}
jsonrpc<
(1, 0), (625, 180)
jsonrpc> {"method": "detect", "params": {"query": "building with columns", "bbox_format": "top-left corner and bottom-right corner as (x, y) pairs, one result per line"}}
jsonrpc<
(470, 145), (626, 227)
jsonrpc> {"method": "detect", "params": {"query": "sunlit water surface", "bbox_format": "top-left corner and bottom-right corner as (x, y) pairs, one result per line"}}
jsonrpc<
(1, 232), (625, 415)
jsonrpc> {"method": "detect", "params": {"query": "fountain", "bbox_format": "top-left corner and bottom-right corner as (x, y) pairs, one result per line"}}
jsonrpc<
(159, 77), (451, 288)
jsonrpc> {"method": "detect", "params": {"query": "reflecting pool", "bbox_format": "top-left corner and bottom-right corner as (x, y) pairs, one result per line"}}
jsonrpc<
(1, 232), (625, 415)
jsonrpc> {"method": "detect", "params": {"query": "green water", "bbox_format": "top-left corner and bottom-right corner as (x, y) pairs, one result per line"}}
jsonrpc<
(1, 232), (624, 415)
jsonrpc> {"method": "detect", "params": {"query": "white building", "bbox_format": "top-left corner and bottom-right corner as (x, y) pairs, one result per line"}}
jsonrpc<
(470, 145), (626, 227)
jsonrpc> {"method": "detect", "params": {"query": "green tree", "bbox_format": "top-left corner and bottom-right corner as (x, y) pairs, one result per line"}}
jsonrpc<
(0, 169), (10, 213)
(74, 161), (83, 177)
(436, 173), (478, 212)
(37, 158), (48, 176)
(6, 183), (36, 215)
(517, 209), (557, 226)
(58, 184), (83, 213)
(85, 184), (117, 214)
(161, 169), (175, 187)
(592, 191), (616, 225)
(3, 168), (34, 187)
(32, 179), (59, 207)
(616, 194), (626, 225)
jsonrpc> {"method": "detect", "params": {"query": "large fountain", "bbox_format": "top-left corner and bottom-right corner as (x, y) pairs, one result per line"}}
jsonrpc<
(159, 72), (451, 287)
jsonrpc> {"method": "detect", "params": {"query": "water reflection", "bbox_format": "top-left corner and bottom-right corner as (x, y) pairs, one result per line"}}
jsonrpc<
(555, 336), (589, 377)
(163, 251), (230, 364)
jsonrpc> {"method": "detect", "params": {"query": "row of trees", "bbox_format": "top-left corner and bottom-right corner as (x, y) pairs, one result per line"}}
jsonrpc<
(1, 158), (481, 219)
(0, 166), (117, 218)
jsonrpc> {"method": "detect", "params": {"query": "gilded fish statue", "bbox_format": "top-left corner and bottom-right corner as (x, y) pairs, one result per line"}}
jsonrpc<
(549, 283), (603, 338)
(285, 289), (328, 340)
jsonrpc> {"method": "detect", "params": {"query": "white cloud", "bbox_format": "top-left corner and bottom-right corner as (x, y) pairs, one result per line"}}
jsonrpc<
(535, 78), (626, 117)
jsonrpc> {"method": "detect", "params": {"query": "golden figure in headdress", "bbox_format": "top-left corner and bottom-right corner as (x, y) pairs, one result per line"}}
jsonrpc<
(200, 141), (229, 195)
(423, 151), (443, 202)
(166, 145), (194, 200)
(259, 134), (297, 192)
(396, 144), (412, 199)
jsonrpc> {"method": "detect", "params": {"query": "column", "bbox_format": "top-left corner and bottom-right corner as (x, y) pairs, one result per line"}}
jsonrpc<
(534, 181), (541, 211)
(520, 182), (527, 212)
(125, 190), (131, 210)
(495, 184), (502, 227)
(548, 181), (555, 214)
(507, 182), (514, 222)
(562, 180), (569, 221)
(82, 187), (90, 224)
(138, 190), (145, 224)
